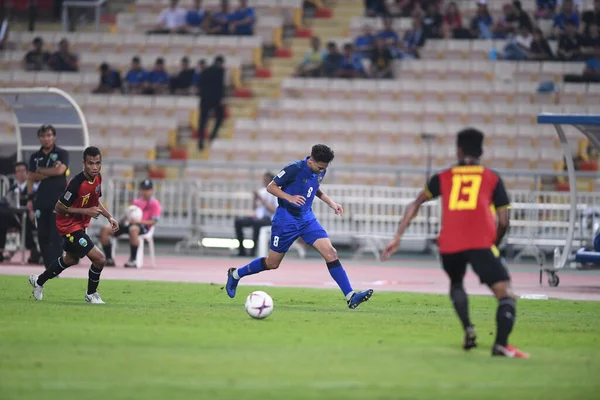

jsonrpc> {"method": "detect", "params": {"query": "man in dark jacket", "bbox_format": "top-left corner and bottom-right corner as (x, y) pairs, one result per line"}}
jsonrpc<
(197, 55), (225, 151)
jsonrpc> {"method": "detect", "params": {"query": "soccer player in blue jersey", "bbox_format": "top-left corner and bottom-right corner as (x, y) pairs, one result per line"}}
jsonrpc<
(225, 144), (374, 309)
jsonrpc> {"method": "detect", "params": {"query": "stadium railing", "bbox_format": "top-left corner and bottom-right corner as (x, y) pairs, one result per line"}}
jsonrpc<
(82, 176), (600, 262)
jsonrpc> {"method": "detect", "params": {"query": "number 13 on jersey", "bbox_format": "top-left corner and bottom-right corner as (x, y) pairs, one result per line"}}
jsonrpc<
(449, 174), (482, 210)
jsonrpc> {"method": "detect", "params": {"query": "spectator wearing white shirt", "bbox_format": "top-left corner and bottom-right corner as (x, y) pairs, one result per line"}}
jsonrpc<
(234, 172), (278, 257)
(502, 25), (533, 60)
(148, 0), (188, 34)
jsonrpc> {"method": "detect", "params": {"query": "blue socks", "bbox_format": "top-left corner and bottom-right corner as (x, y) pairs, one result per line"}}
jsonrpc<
(234, 257), (266, 279)
(327, 259), (353, 297)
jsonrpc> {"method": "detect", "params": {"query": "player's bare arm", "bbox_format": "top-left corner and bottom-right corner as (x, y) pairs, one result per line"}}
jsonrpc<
(495, 207), (510, 246)
(98, 202), (119, 232)
(266, 180), (305, 206)
(381, 190), (430, 261)
(55, 200), (100, 218)
(316, 188), (343, 215)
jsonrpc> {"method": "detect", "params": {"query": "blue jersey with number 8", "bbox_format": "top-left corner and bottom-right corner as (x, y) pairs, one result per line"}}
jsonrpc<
(272, 157), (326, 219)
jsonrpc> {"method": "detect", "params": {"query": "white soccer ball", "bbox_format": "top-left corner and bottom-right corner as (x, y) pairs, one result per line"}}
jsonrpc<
(126, 205), (143, 222)
(245, 291), (274, 319)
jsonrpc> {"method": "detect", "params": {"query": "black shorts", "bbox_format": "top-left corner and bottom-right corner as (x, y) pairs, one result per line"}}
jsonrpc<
(63, 230), (96, 258)
(440, 248), (511, 287)
(113, 223), (149, 237)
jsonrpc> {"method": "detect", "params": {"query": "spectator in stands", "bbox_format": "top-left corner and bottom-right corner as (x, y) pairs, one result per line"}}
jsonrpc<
(557, 20), (585, 60)
(377, 17), (400, 50)
(470, 2), (494, 39)
(125, 56), (148, 95)
(369, 36), (394, 79)
(234, 172), (278, 257)
(337, 43), (365, 78)
(582, 0), (600, 36)
(148, 0), (187, 34)
(48, 38), (78, 72)
(423, 1), (443, 39)
(354, 25), (375, 59)
(93, 63), (123, 94)
(442, 1), (471, 39)
(321, 41), (343, 78)
(229, 0), (255, 36)
(147, 58), (170, 95)
(192, 59), (207, 94)
(296, 36), (326, 77)
(400, 15), (426, 58)
(170, 56), (195, 95)
(185, 0), (206, 34)
(529, 27), (555, 59)
(494, 1), (533, 39)
(552, 0), (580, 38)
(23, 37), (50, 71)
(197, 55), (226, 151)
(536, 0), (557, 19)
(365, 0), (389, 17)
(101, 179), (162, 269)
(211, 0), (231, 35)
(503, 26), (533, 60)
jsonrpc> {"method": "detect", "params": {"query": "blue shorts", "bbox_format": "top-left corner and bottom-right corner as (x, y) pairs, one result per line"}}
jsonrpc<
(270, 214), (328, 253)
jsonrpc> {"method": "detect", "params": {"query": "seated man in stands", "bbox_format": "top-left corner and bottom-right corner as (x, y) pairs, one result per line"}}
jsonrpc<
(125, 56), (149, 95)
(93, 63), (123, 94)
(0, 162), (41, 264)
(296, 36), (327, 77)
(337, 43), (365, 78)
(369, 37), (394, 79)
(148, 0), (187, 34)
(321, 41), (343, 78)
(234, 172), (278, 257)
(170, 56), (195, 94)
(185, 0), (206, 34)
(48, 38), (78, 72)
(229, 0), (255, 36)
(100, 180), (162, 268)
(147, 57), (170, 95)
(354, 25), (375, 59)
(557, 20), (585, 60)
(23, 37), (50, 71)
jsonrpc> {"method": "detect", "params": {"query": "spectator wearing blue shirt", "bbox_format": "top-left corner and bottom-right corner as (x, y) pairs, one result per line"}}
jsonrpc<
(377, 17), (400, 57)
(535, 0), (557, 19)
(148, 58), (170, 95)
(354, 25), (375, 59)
(470, 3), (493, 39)
(210, 0), (231, 35)
(185, 0), (206, 34)
(400, 16), (426, 59)
(229, 0), (255, 36)
(93, 63), (123, 94)
(125, 56), (148, 94)
(337, 43), (365, 78)
(552, 0), (580, 38)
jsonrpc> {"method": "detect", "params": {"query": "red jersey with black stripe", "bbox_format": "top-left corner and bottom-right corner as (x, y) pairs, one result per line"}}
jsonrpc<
(425, 165), (510, 254)
(56, 172), (102, 235)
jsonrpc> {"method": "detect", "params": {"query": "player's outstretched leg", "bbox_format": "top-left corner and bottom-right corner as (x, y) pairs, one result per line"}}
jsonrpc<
(29, 254), (78, 301)
(85, 247), (107, 304)
(226, 253), (285, 298)
(489, 281), (529, 359)
(312, 238), (373, 309)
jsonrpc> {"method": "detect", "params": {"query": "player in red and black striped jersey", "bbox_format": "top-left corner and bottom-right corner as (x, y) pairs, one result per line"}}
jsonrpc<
(28, 147), (119, 304)
(382, 128), (529, 359)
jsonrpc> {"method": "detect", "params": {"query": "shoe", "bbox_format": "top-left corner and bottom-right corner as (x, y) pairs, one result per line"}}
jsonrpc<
(29, 275), (43, 301)
(85, 292), (105, 304)
(105, 258), (116, 267)
(492, 344), (530, 359)
(225, 267), (239, 298)
(463, 326), (477, 350)
(347, 289), (374, 309)
(124, 260), (137, 268)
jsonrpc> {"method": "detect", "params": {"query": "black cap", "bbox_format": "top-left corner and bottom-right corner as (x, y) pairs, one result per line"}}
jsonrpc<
(140, 179), (153, 190)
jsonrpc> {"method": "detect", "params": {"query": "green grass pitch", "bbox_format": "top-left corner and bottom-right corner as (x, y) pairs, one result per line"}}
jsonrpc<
(1, 274), (599, 400)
